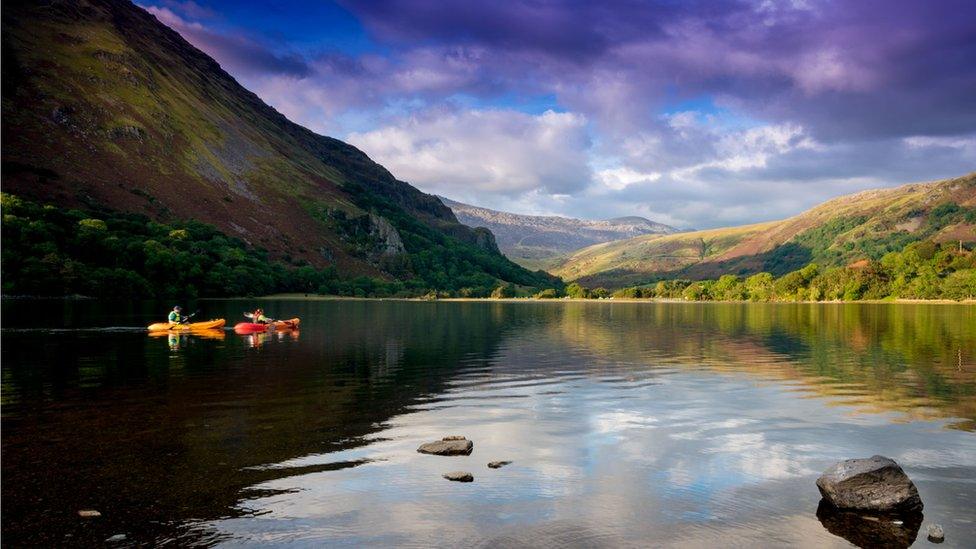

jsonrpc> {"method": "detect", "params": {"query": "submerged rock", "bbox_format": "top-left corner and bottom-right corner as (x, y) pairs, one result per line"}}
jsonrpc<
(77, 510), (101, 518)
(816, 500), (922, 549)
(927, 524), (945, 543)
(443, 471), (474, 482)
(418, 437), (473, 456)
(106, 534), (127, 542)
(488, 461), (512, 469)
(816, 455), (922, 513)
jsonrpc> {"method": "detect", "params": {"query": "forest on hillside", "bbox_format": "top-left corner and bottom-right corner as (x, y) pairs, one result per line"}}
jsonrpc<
(0, 193), (556, 298)
(557, 239), (976, 302)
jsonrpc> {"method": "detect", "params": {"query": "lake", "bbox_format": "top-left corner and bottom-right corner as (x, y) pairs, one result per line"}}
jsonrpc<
(2, 299), (974, 547)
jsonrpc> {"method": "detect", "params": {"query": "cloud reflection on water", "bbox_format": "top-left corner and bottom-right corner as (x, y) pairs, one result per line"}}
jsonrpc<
(212, 302), (975, 546)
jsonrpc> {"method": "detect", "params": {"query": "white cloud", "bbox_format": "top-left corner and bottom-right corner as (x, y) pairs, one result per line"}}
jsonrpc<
(595, 167), (661, 191)
(347, 108), (592, 199)
(903, 135), (976, 154)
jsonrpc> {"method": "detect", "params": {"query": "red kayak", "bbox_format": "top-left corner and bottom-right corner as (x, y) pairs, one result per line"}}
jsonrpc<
(234, 318), (300, 334)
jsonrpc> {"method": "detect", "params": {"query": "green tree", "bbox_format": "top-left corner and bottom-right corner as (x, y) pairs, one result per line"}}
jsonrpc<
(565, 282), (590, 298)
(942, 269), (976, 300)
(683, 281), (711, 301)
(612, 287), (642, 299)
(745, 272), (774, 301)
(591, 287), (611, 299)
(713, 274), (746, 301)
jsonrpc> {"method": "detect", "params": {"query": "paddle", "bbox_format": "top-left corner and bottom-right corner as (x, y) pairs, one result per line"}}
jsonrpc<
(170, 311), (198, 329)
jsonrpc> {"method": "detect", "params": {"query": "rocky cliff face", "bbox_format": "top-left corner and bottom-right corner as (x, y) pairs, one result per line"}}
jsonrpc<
(368, 214), (406, 257)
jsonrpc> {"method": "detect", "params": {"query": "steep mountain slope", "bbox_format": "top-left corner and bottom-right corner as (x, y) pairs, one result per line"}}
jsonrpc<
(1, 0), (550, 291)
(440, 197), (677, 269)
(554, 173), (976, 287)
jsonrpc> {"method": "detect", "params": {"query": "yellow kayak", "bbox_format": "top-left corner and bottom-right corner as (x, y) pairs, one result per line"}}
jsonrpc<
(146, 319), (226, 332)
(148, 328), (226, 340)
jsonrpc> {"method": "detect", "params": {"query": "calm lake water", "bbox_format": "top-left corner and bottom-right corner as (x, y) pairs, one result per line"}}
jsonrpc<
(2, 300), (975, 547)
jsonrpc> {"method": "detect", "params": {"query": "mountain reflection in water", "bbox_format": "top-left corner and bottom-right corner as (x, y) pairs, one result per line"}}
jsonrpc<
(2, 300), (974, 547)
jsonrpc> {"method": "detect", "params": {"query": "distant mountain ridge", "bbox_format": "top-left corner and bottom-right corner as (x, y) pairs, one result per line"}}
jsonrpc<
(439, 197), (678, 268)
(553, 173), (976, 287)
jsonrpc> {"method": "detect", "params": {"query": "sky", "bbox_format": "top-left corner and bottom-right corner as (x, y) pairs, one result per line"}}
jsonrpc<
(141, 0), (976, 229)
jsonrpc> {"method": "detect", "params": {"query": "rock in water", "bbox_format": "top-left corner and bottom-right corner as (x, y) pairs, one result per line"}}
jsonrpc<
(77, 510), (101, 518)
(927, 524), (945, 543)
(443, 471), (474, 482)
(816, 455), (922, 513)
(488, 461), (512, 469)
(417, 437), (473, 456)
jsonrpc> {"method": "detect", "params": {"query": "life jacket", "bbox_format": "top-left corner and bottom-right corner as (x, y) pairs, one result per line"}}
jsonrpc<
(169, 310), (181, 323)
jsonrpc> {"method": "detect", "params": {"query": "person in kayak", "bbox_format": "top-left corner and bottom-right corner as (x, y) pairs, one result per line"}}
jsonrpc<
(168, 305), (184, 325)
(250, 308), (272, 324)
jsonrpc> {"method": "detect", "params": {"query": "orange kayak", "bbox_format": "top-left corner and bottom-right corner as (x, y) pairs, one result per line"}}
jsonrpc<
(234, 318), (300, 334)
(146, 319), (226, 332)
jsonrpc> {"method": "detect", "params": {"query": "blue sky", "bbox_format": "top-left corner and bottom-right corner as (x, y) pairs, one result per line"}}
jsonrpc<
(142, 0), (976, 229)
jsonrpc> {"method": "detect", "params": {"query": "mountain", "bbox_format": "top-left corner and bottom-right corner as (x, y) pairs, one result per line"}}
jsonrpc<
(553, 173), (976, 287)
(0, 0), (553, 294)
(439, 197), (677, 269)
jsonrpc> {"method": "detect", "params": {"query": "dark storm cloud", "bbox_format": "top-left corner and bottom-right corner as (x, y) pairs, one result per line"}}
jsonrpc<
(344, 0), (976, 140)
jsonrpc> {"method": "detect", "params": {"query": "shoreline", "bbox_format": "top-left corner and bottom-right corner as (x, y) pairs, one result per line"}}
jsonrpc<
(3, 293), (972, 305)
(247, 294), (976, 305)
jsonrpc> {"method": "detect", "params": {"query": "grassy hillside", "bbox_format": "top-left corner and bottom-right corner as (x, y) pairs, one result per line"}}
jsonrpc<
(1, 0), (554, 295)
(554, 173), (976, 287)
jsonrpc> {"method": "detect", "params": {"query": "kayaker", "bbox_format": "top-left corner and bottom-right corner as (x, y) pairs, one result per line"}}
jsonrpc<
(168, 305), (184, 325)
(250, 308), (272, 324)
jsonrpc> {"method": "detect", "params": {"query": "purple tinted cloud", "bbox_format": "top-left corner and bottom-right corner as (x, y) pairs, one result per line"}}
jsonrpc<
(142, 5), (310, 77)
(345, 0), (976, 139)
(140, 0), (976, 228)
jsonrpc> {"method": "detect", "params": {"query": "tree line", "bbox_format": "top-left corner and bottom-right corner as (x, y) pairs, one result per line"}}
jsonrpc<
(0, 193), (555, 299)
(3, 192), (973, 301)
(536, 240), (976, 302)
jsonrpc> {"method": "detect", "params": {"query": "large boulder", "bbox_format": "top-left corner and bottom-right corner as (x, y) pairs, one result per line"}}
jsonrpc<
(417, 436), (473, 456)
(816, 455), (923, 513)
